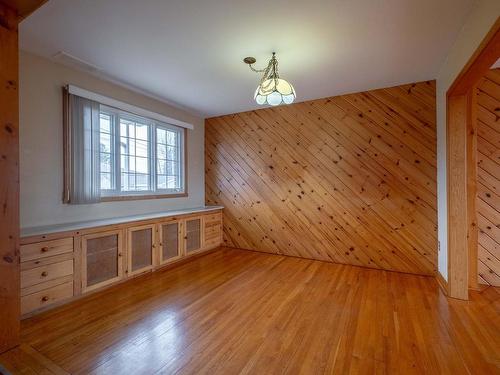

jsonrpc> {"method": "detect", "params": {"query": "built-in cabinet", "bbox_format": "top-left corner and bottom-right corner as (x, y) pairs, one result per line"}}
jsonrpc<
(20, 208), (223, 317)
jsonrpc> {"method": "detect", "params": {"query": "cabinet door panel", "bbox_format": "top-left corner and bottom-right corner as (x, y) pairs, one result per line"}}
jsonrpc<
(160, 222), (180, 263)
(83, 231), (123, 292)
(185, 218), (201, 254)
(127, 225), (155, 275)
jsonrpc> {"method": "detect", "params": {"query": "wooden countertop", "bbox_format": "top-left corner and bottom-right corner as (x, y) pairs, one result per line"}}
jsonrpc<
(21, 206), (224, 238)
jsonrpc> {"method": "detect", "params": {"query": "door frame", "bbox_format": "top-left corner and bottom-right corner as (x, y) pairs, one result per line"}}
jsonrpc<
(0, 0), (47, 353)
(446, 18), (500, 299)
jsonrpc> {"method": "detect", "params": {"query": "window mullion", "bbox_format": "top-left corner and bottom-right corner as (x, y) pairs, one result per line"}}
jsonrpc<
(179, 129), (184, 193)
(151, 122), (156, 193)
(115, 113), (121, 195)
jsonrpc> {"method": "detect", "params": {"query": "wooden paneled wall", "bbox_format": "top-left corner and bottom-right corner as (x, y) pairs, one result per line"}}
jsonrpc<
(476, 68), (500, 286)
(206, 81), (437, 276)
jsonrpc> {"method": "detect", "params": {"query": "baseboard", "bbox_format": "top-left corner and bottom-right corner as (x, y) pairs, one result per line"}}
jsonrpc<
(436, 272), (448, 295)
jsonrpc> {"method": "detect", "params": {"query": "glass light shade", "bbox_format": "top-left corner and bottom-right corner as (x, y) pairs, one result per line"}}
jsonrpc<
(254, 78), (296, 106)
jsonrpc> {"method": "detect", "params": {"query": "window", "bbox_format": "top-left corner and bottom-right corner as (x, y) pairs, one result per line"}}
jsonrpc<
(99, 105), (185, 198)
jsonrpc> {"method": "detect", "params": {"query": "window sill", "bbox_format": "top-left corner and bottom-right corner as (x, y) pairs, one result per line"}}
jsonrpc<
(100, 193), (188, 202)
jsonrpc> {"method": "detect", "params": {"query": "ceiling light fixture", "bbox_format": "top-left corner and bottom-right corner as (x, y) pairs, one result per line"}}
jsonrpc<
(243, 52), (296, 106)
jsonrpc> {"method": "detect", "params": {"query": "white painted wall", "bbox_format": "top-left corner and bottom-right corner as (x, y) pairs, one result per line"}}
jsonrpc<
(435, 0), (500, 281)
(19, 51), (205, 229)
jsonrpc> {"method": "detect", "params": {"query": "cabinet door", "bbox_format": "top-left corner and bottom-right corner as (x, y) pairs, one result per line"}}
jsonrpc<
(127, 225), (155, 276)
(82, 230), (123, 293)
(158, 221), (181, 265)
(185, 217), (202, 254)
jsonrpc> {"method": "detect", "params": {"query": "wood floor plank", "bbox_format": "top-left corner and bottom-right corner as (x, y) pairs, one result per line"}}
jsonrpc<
(9, 248), (499, 375)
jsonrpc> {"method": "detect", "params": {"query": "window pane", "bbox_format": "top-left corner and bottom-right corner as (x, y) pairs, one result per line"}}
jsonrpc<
(136, 174), (149, 190)
(157, 159), (166, 175)
(157, 175), (167, 189)
(121, 173), (137, 191)
(166, 131), (177, 146)
(136, 123), (149, 141)
(167, 146), (176, 160)
(136, 157), (149, 174)
(157, 143), (167, 159)
(121, 138), (136, 156)
(99, 111), (114, 191)
(157, 128), (166, 144)
(120, 119), (135, 138)
(167, 176), (177, 189)
(167, 160), (177, 175)
(100, 114), (111, 133)
(101, 154), (111, 172)
(100, 133), (111, 153)
(120, 121), (126, 137)
(129, 174), (137, 191)
(136, 140), (148, 158)
(101, 173), (111, 190)
(121, 155), (136, 173)
(120, 173), (127, 190)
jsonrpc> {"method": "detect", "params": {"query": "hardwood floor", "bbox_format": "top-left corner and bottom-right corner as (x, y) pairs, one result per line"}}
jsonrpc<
(1, 248), (499, 374)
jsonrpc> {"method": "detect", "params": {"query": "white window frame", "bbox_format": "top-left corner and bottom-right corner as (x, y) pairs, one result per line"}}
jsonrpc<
(99, 105), (186, 199)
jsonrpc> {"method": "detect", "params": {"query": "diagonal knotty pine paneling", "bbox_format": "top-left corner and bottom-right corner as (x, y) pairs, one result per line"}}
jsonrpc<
(205, 81), (437, 275)
(476, 68), (500, 286)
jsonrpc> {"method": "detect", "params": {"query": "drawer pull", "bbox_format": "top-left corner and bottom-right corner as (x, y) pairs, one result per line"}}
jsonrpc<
(41, 296), (49, 302)
(41, 247), (49, 253)
(41, 271), (48, 277)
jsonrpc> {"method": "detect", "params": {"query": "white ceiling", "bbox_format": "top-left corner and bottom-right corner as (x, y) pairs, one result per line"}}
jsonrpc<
(20, 0), (474, 117)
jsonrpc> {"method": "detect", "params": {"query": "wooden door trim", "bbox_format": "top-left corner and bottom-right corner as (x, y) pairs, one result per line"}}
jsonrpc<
(0, 2), (19, 354)
(0, 0), (57, 352)
(446, 17), (500, 299)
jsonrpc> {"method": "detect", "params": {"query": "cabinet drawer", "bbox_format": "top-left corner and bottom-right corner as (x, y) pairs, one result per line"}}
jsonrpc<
(21, 252), (73, 271)
(204, 213), (222, 224)
(205, 221), (221, 245)
(21, 259), (73, 289)
(205, 230), (221, 241)
(21, 238), (73, 262)
(21, 282), (73, 315)
(21, 275), (73, 297)
(205, 222), (221, 233)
